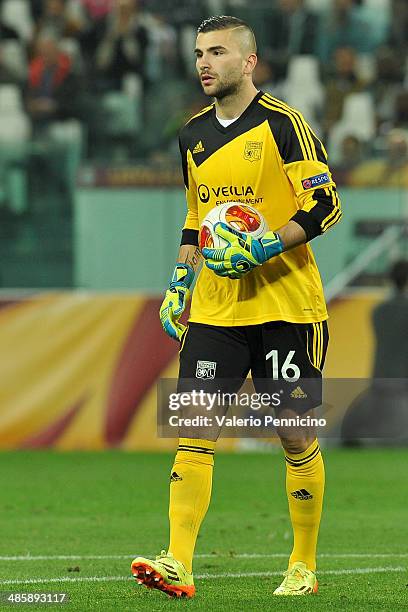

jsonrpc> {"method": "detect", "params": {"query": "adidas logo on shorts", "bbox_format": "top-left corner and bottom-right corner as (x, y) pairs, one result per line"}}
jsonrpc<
(290, 386), (307, 398)
(170, 471), (183, 482)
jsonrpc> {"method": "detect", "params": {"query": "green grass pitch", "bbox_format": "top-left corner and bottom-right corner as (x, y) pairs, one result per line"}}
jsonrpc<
(0, 448), (407, 610)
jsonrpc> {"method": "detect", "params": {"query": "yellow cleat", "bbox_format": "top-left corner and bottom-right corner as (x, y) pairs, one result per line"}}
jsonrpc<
(131, 550), (195, 599)
(273, 561), (318, 595)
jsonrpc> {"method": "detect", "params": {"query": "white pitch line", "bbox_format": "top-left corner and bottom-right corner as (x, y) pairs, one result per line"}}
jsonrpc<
(203, 553), (408, 559)
(0, 566), (406, 586)
(0, 555), (132, 561)
(197, 567), (408, 579)
(0, 576), (130, 585)
(0, 553), (408, 561)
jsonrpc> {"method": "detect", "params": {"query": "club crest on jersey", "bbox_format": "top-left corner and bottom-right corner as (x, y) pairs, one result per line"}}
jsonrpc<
(302, 172), (330, 190)
(196, 360), (217, 379)
(244, 141), (263, 162)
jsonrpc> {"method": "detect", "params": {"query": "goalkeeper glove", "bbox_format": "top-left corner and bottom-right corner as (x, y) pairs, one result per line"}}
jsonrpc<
(159, 263), (194, 341)
(202, 222), (284, 279)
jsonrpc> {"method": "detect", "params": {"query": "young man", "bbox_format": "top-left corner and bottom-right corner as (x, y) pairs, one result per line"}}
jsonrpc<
(132, 15), (341, 598)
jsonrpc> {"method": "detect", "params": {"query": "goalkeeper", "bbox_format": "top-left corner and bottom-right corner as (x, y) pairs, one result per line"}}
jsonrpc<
(132, 14), (341, 599)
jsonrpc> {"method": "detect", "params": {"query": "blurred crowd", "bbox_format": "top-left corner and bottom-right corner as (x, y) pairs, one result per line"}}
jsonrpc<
(0, 0), (407, 184)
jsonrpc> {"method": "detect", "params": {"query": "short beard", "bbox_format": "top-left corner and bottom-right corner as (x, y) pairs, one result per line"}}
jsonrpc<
(211, 78), (242, 101)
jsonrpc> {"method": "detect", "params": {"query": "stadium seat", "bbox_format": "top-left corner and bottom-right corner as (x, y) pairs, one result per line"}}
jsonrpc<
(0, 85), (30, 211)
(304, 0), (332, 10)
(0, 0), (33, 41)
(0, 83), (30, 219)
(101, 91), (140, 136)
(364, 0), (390, 12)
(48, 119), (85, 187)
(327, 92), (376, 162)
(0, 84), (23, 112)
(0, 40), (27, 82)
(363, 0), (391, 46)
(59, 38), (84, 73)
(341, 93), (376, 139)
(0, 114), (30, 143)
(355, 53), (376, 83)
(88, 91), (140, 160)
(0, 107), (30, 214)
(123, 73), (142, 100)
(180, 25), (197, 79)
(405, 57), (408, 87)
(286, 55), (321, 86)
(282, 56), (324, 132)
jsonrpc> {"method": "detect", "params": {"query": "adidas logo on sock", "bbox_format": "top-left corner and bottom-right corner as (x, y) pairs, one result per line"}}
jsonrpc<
(170, 471), (183, 482)
(291, 489), (313, 500)
(290, 386), (307, 398)
(193, 140), (205, 153)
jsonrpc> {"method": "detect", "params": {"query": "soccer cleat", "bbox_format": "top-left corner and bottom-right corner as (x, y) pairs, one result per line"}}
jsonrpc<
(273, 561), (318, 595)
(131, 550), (195, 599)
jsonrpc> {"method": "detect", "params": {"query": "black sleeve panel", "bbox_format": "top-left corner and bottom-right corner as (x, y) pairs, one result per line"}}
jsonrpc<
(268, 112), (327, 164)
(310, 131), (327, 163)
(180, 228), (199, 246)
(290, 187), (342, 241)
(178, 134), (189, 189)
(269, 114), (304, 163)
(291, 209), (322, 242)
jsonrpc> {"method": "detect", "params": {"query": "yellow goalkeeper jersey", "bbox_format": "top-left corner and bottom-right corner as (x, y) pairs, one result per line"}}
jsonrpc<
(178, 91), (342, 326)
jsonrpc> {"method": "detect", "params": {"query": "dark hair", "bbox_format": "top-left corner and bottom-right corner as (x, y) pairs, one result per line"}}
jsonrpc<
(197, 15), (248, 32)
(197, 15), (256, 52)
(389, 259), (408, 292)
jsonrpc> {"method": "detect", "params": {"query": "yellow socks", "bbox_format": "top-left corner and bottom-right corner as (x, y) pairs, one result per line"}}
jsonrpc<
(168, 437), (323, 573)
(168, 438), (215, 573)
(285, 438), (325, 572)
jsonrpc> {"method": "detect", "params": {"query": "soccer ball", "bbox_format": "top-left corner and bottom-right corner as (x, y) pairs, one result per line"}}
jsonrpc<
(199, 202), (268, 250)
